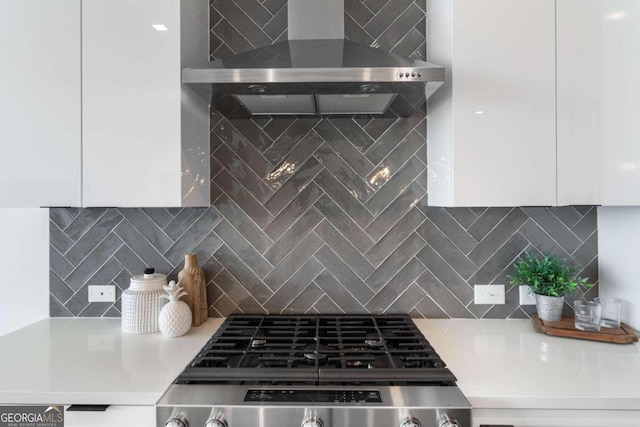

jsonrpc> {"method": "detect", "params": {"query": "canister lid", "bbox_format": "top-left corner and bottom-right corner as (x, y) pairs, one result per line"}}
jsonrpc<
(130, 267), (166, 291)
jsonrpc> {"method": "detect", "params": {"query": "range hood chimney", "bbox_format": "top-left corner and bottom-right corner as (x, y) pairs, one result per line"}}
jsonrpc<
(183, 0), (445, 117)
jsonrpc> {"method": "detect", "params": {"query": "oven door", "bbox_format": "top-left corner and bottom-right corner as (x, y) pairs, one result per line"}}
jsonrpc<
(474, 409), (640, 427)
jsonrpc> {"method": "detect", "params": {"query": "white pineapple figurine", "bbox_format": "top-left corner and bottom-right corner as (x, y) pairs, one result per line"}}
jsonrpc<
(159, 280), (192, 338)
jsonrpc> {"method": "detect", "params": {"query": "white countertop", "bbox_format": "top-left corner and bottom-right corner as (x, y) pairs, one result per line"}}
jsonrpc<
(2, 317), (639, 410)
(416, 319), (640, 410)
(0, 318), (223, 405)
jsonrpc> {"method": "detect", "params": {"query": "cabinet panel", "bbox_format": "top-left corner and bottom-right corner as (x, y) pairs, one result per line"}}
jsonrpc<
(82, 0), (182, 207)
(557, 0), (640, 206)
(473, 408), (640, 427)
(428, 0), (556, 207)
(0, 0), (81, 207)
(65, 406), (154, 427)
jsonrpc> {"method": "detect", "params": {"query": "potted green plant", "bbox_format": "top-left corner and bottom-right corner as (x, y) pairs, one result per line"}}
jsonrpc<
(507, 251), (592, 321)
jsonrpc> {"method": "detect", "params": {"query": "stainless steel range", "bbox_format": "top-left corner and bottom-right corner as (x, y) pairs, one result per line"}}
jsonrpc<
(157, 315), (471, 427)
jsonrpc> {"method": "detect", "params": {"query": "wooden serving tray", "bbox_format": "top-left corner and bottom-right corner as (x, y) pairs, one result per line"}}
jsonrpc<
(532, 314), (639, 344)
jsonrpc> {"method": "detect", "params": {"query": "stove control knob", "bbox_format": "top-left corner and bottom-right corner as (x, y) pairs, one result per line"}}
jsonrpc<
(205, 417), (227, 427)
(165, 415), (188, 427)
(302, 415), (323, 427)
(437, 414), (460, 427)
(400, 417), (421, 427)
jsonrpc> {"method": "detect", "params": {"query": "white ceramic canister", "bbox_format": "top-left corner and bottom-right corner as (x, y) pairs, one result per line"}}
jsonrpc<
(121, 267), (166, 334)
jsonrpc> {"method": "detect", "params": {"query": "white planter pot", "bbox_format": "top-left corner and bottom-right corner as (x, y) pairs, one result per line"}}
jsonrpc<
(535, 294), (564, 321)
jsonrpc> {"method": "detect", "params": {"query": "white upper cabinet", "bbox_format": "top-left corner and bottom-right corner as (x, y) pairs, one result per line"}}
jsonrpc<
(427, 0), (557, 207)
(0, 0), (81, 207)
(557, 0), (640, 206)
(82, 0), (209, 207)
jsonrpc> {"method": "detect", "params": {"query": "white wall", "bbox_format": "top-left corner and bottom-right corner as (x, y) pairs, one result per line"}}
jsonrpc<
(598, 206), (640, 330)
(0, 208), (49, 336)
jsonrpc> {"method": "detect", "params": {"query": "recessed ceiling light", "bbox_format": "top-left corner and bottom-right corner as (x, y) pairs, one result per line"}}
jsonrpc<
(152, 24), (168, 31)
(475, 110), (484, 115)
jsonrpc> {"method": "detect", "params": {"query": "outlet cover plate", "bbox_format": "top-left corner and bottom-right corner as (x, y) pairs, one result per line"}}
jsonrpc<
(519, 285), (537, 305)
(88, 285), (116, 303)
(474, 284), (505, 305)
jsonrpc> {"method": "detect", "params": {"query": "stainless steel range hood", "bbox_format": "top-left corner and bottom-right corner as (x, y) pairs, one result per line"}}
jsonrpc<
(183, 38), (445, 117)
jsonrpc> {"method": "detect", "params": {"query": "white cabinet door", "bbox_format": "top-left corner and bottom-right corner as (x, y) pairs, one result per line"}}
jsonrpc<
(65, 406), (155, 427)
(0, 0), (81, 207)
(473, 408), (640, 427)
(428, 0), (557, 207)
(82, 0), (182, 207)
(557, 0), (640, 206)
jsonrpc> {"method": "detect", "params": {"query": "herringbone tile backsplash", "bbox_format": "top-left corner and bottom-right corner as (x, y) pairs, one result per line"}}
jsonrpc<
(49, 0), (598, 318)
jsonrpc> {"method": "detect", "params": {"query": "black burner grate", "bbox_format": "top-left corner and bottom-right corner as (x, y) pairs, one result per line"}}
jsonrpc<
(176, 314), (456, 386)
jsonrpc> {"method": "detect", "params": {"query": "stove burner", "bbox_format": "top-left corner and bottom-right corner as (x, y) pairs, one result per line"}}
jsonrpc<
(251, 339), (266, 349)
(365, 333), (385, 349)
(304, 343), (328, 364)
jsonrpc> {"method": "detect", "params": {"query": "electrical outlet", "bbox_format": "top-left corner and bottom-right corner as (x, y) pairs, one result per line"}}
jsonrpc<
(88, 285), (116, 303)
(519, 285), (536, 305)
(474, 284), (505, 305)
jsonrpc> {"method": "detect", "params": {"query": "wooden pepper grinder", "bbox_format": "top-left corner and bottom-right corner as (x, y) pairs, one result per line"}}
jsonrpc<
(177, 254), (208, 326)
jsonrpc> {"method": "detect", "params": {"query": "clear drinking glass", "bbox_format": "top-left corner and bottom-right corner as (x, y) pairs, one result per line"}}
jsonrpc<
(574, 299), (601, 332)
(595, 297), (621, 328)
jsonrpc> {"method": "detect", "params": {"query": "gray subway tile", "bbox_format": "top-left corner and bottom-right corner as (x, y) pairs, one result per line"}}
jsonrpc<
(65, 233), (124, 291)
(328, 118), (376, 152)
(314, 144), (374, 202)
(265, 157), (323, 215)
(366, 233), (425, 291)
(572, 207), (597, 241)
(214, 245), (273, 302)
(314, 220), (374, 279)
(366, 183), (426, 241)
(214, 220), (272, 277)
(264, 257), (324, 312)
(50, 221), (73, 254)
(164, 207), (207, 240)
(314, 245), (374, 304)
(213, 269), (267, 313)
(50, 295), (73, 317)
(413, 294), (448, 319)
(314, 195), (375, 253)
(423, 207), (479, 255)
(366, 130), (424, 190)
(114, 221), (171, 273)
(263, 118), (319, 164)
(212, 1), (271, 48)
(415, 271), (474, 318)
(313, 271), (366, 313)
(63, 208), (107, 240)
(263, 233), (322, 289)
(264, 131), (324, 190)
(416, 244), (473, 304)
(366, 258), (426, 311)
(467, 207), (512, 240)
(416, 219), (477, 280)
(50, 270), (73, 304)
(365, 156), (424, 216)
(315, 121), (375, 177)
(385, 283), (427, 314)
(573, 232), (598, 268)
(163, 208), (222, 265)
(264, 182), (324, 240)
(284, 282), (324, 313)
(65, 209), (123, 266)
(313, 169), (373, 229)
(215, 195), (273, 253)
(118, 208), (173, 252)
(264, 208), (323, 265)
(50, 208), (75, 230)
(215, 169), (273, 227)
(366, 208), (425, 266)
(523, 207), (582, 254)
(518, 219), (571, 260)
(142, 208), (174, 228)
(467, 208), (528, 266)
(214, 144), (274, 203)
(468, 232), (529, 285)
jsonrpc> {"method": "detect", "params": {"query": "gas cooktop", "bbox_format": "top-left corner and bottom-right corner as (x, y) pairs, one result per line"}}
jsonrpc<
(175, 314), (456, 386)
